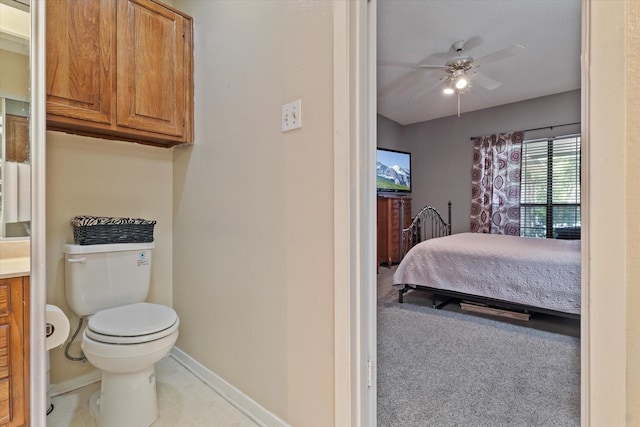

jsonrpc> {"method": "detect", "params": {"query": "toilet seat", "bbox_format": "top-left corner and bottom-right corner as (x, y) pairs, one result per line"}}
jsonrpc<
(86, 302), (179, 345)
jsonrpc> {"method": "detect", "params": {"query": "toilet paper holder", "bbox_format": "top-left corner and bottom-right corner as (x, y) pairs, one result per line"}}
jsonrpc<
(45, 304), (71, 416)
(45, 304), (70, 351)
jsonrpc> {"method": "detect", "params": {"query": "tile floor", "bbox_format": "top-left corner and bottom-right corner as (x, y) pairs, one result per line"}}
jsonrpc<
(47, 356), (260, 427)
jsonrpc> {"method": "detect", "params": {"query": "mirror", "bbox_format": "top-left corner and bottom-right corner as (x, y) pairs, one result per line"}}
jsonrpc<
(0, 0), (30, 239)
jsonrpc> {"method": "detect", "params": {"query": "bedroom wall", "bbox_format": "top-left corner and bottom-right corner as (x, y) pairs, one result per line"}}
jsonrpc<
(46, 132), (174, 384)
(377, 114), (404, 151)
(398, 89), (580, 233)
(171, 1), (334, 425)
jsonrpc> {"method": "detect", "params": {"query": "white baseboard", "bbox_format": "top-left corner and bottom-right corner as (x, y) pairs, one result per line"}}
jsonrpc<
(170, 347), (289, 427)
(49, 368), (101, 397)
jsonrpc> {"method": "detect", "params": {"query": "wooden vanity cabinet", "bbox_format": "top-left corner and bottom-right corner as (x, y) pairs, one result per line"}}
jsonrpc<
(46, 0), (194, 147)
(0, 277), (29, 427)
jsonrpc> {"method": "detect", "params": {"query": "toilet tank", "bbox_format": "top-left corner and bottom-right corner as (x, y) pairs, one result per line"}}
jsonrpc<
(63, 242), (154, 316)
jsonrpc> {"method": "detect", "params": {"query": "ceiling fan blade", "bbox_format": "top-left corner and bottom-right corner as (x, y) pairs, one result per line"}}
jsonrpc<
(457, 36), (483, 52)
(473, 45), (525, 66)
(377, 59), (417, 68)
(411, 78), (446, 100)
(416, 64), (448, 70)
(472, 72), (502, 90)
(378, 70), (426, 98)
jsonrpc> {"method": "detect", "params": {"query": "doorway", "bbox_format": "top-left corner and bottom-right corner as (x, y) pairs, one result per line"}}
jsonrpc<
(375, 1), (582, 425)
(341, 0), (629, 425)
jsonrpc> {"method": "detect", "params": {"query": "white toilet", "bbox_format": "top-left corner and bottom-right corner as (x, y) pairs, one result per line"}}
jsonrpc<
(63, 242), (179, 427)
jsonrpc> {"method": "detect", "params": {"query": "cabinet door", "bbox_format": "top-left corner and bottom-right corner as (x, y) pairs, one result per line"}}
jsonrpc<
(46, 0), (116, 125)
(0, 278), (28, 427)
(5, 115), (29, 163)
(116, 0), (192, 140)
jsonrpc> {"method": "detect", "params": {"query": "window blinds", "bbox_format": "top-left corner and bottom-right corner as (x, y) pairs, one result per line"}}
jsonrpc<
(520, 135), (581, 238)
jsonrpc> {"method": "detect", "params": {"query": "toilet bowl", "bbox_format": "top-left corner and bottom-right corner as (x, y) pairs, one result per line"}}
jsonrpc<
(63, 242), (179, 427)
(81, 303), (179, 427)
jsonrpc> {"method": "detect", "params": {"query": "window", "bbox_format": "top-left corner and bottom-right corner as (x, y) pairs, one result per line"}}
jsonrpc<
(520, 135), (581, 238)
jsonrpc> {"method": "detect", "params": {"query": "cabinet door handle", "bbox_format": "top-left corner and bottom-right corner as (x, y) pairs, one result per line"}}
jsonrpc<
(67, 257), (87, 264)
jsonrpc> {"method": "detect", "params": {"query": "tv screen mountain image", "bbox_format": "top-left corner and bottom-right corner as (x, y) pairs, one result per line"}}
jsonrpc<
(376, 148), (411, 193)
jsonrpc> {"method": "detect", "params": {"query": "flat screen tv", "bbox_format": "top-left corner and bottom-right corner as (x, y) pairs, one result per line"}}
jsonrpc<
(376, 148), (412, 194)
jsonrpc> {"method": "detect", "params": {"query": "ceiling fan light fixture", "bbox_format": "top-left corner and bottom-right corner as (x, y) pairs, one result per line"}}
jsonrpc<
(455, 75), (469, 90)
(393, 40), (526, 121)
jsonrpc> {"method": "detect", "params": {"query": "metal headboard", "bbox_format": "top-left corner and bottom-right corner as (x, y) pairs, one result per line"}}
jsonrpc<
(401, 201), (452, 258)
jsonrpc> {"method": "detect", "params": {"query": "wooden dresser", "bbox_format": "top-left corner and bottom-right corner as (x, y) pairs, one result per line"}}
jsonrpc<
(377, 196), (411, 267)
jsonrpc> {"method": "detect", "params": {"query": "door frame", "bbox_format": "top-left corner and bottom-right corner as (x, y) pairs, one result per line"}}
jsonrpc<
(333, 1), (377, 425)
(30, 0), (47, 426)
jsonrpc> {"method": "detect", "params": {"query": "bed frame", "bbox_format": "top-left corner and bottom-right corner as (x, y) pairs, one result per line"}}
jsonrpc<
(396, 202), (580, 320)
(400, 201), (452, 259)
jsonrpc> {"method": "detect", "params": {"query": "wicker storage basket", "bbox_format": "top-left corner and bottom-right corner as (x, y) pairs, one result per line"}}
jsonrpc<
(71, 216), (156, 245)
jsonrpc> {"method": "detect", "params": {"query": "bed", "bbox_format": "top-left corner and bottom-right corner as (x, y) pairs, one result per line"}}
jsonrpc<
(393, 204), (581, 319)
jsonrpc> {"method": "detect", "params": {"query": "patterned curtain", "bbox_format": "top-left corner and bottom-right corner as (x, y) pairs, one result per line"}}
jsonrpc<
(470, 131), (524, 235)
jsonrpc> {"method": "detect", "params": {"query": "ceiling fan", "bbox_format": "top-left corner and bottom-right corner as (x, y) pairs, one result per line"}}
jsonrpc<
(415, 40), (526, 115)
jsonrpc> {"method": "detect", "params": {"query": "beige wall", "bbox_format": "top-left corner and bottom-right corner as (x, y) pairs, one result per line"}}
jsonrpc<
(628, 1), (640, 424)
(0, 49), (28, 99)
(171, 1), (334, 425)
(46, 132), (174, 383)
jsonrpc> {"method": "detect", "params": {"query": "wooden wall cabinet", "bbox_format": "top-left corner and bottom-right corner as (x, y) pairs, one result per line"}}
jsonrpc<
(0, 277), (29, 427)
(377, 196), (411, 267)
(5, 115), (29, 163)
(46, 0), (194, 148)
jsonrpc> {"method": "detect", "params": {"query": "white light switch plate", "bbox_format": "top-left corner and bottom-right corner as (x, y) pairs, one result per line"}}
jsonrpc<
(282, 100), (302, 132)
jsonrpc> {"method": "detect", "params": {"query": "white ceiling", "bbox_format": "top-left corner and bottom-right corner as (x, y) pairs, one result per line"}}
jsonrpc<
(377, 0), (582, 125)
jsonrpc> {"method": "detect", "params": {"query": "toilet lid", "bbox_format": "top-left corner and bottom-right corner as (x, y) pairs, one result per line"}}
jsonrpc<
(86, 302), (179, 344)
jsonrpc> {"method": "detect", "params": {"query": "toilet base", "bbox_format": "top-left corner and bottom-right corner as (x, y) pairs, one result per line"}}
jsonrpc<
(89, 366), (159, 427)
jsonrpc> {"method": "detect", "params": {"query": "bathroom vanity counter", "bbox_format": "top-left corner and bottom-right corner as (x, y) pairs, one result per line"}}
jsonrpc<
(0, 257), (30, 279)
(0, 240), (30, 279)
